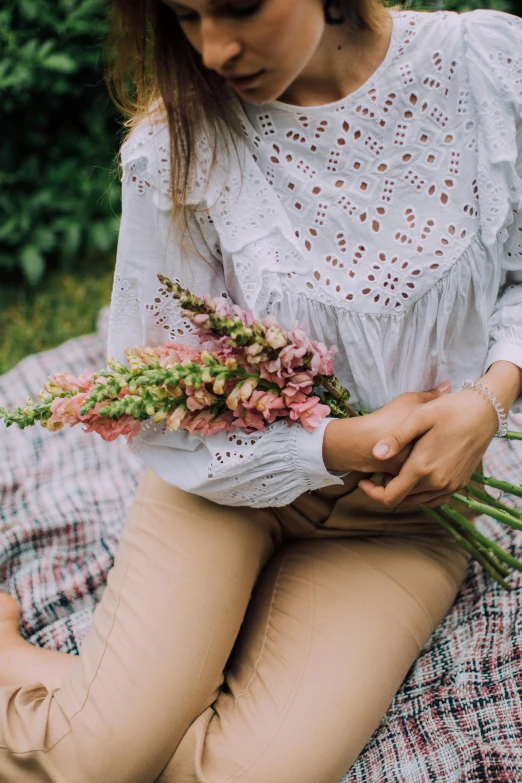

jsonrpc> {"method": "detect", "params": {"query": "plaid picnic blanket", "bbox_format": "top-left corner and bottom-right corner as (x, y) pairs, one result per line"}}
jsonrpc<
(1, 307), (521, 782)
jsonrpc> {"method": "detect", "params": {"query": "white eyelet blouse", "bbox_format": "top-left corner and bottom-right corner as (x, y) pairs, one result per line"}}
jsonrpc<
(107, 8), (522, 508)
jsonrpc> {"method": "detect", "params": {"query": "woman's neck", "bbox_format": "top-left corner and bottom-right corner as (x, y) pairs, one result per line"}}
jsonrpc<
(276, 8), (393, 108)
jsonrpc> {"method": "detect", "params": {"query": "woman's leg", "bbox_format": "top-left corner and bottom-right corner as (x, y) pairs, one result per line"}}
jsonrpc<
(0, 593), (77, 689)
(0, 468), (282, 783)
(158, 496), (470, 783)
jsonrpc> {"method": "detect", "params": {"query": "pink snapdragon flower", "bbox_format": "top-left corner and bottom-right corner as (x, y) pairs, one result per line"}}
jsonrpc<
(281, 372), (315, 397)
(258, 364), (287, 389)
(212, 297), (233, 318)
(166, 405), (188, 431)
(45, 370), (95, 395)
(231, 403), (267, 433)
(287, 323), (311, 352)
(203, 410), (236, 435)
(241, 390), (289, 424)
(309, 340), (338, 376)
(126, 345), (159, 367)
(185, 386), (218, 412)
(182, 408), (235, 436)
(225, 378), (258, 411)
(82, 415), (141, 443)
(154, 343), (202, 369)
(231, 303), (255, 326)
(286, 397), (331, 433)
(48, 393), (91, 425)
(47, 394), (142, 444)
(261, 315), (288, 350)
(192, 313), (212, 328)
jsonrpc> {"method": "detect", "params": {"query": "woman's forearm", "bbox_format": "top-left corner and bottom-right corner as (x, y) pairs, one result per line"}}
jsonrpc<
(322, 418), (355, 473)
(480, 360), (522, 413)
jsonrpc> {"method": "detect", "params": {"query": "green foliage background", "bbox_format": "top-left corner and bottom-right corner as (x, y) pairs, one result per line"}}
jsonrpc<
(0, 0), (120, 287)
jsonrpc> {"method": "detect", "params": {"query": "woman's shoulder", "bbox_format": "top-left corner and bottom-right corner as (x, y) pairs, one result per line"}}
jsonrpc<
(391, 7), (521, 72)
(120, 109), (170, 170)
(459, 8), (522, 103)
(118, 105), (175, 209)
(459, 6), (522, 40)
(119, 102), (246, 209)
(391, 7), (522, 124)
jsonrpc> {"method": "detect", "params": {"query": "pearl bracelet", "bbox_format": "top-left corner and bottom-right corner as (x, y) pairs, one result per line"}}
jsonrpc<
(461, 380), (508, 437)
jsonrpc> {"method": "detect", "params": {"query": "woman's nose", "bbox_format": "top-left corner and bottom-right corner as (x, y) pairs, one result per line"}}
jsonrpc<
(199, 18), (242, 73)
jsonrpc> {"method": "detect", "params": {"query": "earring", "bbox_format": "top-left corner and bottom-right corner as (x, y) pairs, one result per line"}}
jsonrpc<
(323, 0), (346, 25)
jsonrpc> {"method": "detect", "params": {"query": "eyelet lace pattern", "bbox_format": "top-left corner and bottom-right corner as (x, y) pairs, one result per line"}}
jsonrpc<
(107, 9), (522, 507)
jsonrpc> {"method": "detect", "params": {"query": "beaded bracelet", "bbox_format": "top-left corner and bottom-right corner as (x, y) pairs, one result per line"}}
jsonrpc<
(461, 380), (508, 437)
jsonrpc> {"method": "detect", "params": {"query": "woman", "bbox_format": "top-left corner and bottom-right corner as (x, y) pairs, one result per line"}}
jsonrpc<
(0, 0), (521, 781)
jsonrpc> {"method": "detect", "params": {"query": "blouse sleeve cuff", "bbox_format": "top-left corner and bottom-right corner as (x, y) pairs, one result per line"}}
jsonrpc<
(485, 341), (522, 414)
(291, 417), (350, 489)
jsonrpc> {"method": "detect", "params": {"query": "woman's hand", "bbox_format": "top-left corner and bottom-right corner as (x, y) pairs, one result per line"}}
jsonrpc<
(357, 386), (499, 508)
(322, 382), (452, 475)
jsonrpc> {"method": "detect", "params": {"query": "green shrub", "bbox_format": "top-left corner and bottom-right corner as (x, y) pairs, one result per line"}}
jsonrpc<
(0, 0), (121, 285)
(439, 0), (517, 13)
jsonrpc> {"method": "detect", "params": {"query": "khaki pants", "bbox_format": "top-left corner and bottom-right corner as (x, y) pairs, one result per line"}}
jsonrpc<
(0, 467), (476, 783)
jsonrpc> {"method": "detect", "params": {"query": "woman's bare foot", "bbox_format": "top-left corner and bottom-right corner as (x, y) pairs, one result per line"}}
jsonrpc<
(0, 592), (78, 690)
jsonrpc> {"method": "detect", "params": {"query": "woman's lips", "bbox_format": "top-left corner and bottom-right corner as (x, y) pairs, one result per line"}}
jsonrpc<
(225, 69), (266, 89)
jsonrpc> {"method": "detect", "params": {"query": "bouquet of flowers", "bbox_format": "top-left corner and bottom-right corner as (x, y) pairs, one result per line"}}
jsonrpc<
(2, 274), (522, 592)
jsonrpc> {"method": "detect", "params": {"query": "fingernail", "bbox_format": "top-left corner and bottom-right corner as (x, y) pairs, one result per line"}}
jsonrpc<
(435, 381), (450, 392)
(374, 443), (390, 458)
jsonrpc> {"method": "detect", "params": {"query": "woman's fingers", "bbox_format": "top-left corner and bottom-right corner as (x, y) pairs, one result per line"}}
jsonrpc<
(385, 445), (414, 475)
(358, 463), (422, 507)
(358, 474), (454, 509)
(372, 409), (431, 460)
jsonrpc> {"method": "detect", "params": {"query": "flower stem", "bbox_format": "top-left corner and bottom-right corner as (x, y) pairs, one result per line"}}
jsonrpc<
(422, 507), (512, 590)
(451, 493), (522, 533)
(505, 430), (522, 441)
(464, 484), (522, 521)
(471, 472), (522, 499)
(316, 375), (359, 418)
(438, 508), (510, 578)
(441, 504), (522, 574)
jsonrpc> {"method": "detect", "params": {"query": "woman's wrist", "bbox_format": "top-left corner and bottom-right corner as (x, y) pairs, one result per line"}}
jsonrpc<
(322, 417), (357, 472)
(478, 360), (522, 413)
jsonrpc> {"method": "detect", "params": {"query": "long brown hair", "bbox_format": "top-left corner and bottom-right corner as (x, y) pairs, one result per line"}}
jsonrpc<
(106, 0), (392, 241)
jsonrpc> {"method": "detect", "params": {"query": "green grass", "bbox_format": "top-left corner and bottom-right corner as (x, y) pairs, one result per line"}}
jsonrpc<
(0, 254), (115, 376)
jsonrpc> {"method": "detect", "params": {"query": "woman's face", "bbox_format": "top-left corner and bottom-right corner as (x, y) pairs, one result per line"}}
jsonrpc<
(162, 0), (328, 104)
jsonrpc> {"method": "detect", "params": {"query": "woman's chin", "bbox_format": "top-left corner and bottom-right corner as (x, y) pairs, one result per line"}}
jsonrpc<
(234, 87), (274, 105)
(231, 77), (290, 106)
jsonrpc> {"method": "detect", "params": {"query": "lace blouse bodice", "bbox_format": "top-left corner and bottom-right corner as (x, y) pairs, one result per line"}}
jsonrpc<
(107, 8), (522, 507)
